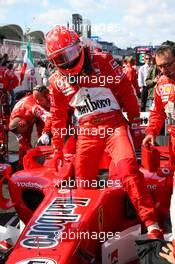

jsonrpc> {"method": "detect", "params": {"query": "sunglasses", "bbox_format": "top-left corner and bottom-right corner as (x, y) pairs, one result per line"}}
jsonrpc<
(157, 58), (175, 69)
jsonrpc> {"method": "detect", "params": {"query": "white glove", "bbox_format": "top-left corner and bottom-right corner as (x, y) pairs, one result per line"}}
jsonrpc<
(165, 101), (175, 120)
(37, 133), (50, 145)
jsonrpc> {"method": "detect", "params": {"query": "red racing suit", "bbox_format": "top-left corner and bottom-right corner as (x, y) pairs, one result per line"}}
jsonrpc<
(49, 49), (158, 227)
(0, 66), (18, 91)
(0, 66), (19, 115)
(145, 75), (175, 166)
(170, 177), (175, 254)
(10, 94), (51, 165)
(123, 63), (140, 98)
(4, 68), (19, 92)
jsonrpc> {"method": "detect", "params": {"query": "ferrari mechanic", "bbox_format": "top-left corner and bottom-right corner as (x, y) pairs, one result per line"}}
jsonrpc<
(142, 43), (175, 261)
(9, 85), (51, 166)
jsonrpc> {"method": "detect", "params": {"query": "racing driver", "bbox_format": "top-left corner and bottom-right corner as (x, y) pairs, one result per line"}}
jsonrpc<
(46, 25), (163, 239)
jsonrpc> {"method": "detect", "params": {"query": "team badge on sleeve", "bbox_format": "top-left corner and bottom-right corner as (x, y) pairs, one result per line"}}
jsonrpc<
(114, 67), (125, 83)
(92, 62), (101, 75)
(109, 59), (118, 69)
(56, 79), (76, 96)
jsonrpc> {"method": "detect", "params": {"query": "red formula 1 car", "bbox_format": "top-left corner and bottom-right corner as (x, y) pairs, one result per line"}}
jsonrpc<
(0, 136), (173, 264)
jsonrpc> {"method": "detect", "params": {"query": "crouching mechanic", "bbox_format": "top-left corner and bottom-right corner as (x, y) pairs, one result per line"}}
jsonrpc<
(9, 85), (51, 166)
(46, 25), (163, 239)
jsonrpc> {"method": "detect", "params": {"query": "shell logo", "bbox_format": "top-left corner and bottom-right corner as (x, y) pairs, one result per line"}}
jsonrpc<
(165, 85), (171, 93)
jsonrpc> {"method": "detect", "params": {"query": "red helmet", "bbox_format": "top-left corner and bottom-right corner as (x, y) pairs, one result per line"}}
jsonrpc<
(46, 26), (84, 76)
